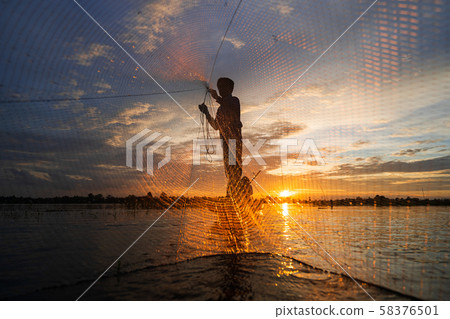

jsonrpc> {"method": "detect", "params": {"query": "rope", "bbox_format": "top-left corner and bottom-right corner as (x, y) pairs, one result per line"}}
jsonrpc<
(207, 0), (243, 86)
(0, 88), (201, 105)
(200, 91), (215, 162)
(197, 0), (244, 190)
(200, 0), (244, 169)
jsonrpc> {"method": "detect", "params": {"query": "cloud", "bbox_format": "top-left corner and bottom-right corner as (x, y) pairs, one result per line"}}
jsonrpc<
(267, 120), (306, 137)
(246, 120), (306, 140)
(52, 75), (86, 110)
(96, 164), (127, 170)
(362, 126), (386, 132)
(265, 84), (326, 104)
(271, 2), (294, 15)
(94, 81), (112, 90)
(224, 36), (245, 49)
(400, 139), (444, 148)
(108, 102), (155, 126)
(123, 0), (197, 54)
(352, 140), (370, 148)
(105, 135), (123, 147)
(70, 41), (113, 67)
(0, 130), (107, 156)
(393, 148), (430, 157)
(0, 168), (48, 185)
(53, 89), (86, 109)
(414, 139), (442, 145)
(66, 174), (92, 181)
(16, 160), (56, 169)
(27, 170), (52, 182)
(1, 168), (52, 184)
(259, 84), (342, 113)
(259, 152), (331, 177)
(367, 156), (382, 164)
(319, 146), (343, 155)
(330, 155), (450, 176)
(94, 81), (112, 94)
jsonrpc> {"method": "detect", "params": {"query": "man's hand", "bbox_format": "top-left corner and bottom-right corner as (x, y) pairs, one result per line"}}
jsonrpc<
(208, 89), (219, 100)
(198, 103), (208, 114)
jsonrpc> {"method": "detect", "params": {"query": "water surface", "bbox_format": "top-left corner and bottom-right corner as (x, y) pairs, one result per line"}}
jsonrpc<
(0, 204), (448, 300)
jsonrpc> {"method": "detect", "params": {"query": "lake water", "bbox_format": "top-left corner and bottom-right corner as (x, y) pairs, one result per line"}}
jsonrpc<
(0, 204), (448, 300)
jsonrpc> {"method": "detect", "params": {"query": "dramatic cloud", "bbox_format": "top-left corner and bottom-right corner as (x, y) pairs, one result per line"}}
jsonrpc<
(122, 0), (197, 53)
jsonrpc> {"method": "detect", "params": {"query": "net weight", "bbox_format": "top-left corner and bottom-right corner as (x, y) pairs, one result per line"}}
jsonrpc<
(379, 305), (438, 316)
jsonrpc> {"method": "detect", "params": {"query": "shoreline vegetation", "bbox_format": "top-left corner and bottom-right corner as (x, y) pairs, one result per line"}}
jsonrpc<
(0, 193), (448, 209)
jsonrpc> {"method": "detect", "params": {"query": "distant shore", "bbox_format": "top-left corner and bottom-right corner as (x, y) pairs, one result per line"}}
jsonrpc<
(0, 194), (448, 208)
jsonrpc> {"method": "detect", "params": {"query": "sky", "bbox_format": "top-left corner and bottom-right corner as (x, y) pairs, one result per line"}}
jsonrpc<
(0, 0), (449, 198)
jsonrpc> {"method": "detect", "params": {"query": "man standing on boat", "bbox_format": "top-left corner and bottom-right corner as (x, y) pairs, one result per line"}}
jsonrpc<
(199, 77), (243, 198)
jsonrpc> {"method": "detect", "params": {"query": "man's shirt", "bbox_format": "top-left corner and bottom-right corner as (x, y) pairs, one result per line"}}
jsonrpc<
(214, 95), (242, 140)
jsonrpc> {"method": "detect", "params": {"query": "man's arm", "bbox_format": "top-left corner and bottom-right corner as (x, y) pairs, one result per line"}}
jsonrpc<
(205, 111), (219, 130)
(208, 89), (223, 105)
(199, 103), (219, 130)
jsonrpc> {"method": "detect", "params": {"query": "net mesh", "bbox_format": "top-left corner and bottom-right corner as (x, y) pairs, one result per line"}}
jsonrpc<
(0, 0), (448, 300)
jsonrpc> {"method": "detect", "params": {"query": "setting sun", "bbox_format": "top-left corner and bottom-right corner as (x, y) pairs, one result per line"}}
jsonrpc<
(279, 190), (294, 197)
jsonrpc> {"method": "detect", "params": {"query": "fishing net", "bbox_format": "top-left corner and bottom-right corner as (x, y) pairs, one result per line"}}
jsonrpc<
(0, 0), (448, 300)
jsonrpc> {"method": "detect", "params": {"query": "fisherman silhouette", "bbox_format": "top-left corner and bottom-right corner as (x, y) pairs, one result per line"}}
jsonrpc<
(199, 77), (243, 198)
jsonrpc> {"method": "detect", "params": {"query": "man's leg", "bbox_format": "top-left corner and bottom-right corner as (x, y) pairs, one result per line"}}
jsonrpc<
(236, 135), (242, 177)
(222, 138), (232, 196)
(223, 135), (243, 198)
(227, 138), (242, 198)
(232, 137), (244, 199)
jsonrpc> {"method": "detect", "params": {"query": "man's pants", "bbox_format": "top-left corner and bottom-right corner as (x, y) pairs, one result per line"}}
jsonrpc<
(222, 136), (242, 197)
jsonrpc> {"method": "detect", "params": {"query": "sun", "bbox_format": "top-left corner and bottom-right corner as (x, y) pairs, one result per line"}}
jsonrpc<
(279, 190), (294, 197)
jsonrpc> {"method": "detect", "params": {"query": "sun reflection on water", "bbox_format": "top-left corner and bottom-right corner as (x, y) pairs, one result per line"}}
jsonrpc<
(281, 202), (289, 216)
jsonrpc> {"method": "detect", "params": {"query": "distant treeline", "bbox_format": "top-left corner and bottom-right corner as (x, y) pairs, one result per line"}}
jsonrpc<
(288, 195), (450, 207)
(0, 192), (196, 209)
(0, 193), (449, 207)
